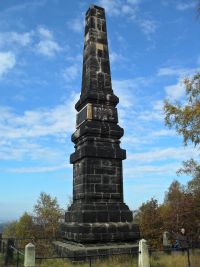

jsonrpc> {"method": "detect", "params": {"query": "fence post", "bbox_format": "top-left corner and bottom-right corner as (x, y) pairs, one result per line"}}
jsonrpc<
(3, 241), (5, 253)
(24, 243), (35, 267)
(17, 251), (19, 267)
(163, 231), (171, 254)
(138, 239), (150, 267)
(4, 238), (14, 265)
(187, 248), (191, 267)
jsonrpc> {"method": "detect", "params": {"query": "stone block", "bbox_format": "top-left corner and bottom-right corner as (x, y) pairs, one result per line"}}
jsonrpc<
(108, 212), (120, 222)
(92, 224), (107, 233)
(138, 239), (150, 267)
(24, 243), (35, 267)
(97, 212), (108, 222)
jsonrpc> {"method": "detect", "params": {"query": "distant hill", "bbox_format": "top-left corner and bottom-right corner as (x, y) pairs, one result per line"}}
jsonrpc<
(0, 223), (8, 233)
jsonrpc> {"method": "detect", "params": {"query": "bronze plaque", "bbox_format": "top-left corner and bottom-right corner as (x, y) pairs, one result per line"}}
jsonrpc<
(76, 104), (93, 127)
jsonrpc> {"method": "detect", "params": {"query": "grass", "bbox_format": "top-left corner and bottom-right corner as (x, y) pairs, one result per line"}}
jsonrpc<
(37, 255), (138, 267)
(37, 250), (200, 267)
(150, 250), (200, 267)
(1, 250), (200, 267)
(0, 252), (24, 267)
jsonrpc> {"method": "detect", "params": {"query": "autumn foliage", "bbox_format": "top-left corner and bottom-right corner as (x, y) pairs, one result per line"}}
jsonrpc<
(135, 176), (200, 248)
(136, 73), (200, 248)
(3, 192), (63, 240)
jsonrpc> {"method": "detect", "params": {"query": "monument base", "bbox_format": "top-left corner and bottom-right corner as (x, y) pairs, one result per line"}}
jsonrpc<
(53, 240), (139, 261)
(62, 201), (140, 243)
(61, 222), (140, 243)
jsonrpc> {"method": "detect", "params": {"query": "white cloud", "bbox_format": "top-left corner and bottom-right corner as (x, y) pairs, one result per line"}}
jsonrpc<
(138, 109), (163, 122)
(128, 147), (199, 163)
(176, 2), (196, 11)
(37, 26), (53, 39)
(124, 163), (180, 177)
(65, 54), (82, 62)
(123, 136), (142, 145)
(113, 79), (135, 108)
(113, 77), (149, 108)
(97, 0), (121, 15)
(0, 31), (32, 47)
(139, 19), (157, 37)
(110, 51), (125, 64)
(63, 64), (80, 82)
(0, 93), (79, 163)
(121, 4), (137, 16)
(122, 5), (133, 14)
(122, 128), (176, 149)
(116, 34), (127, 46)
(165, 80), (185, 101)
(97, 0), (139, 16)
(0, 51), (16, 77)
(161, 0), (196, 11)
(3, 164), (69, 174)
(0, 98), (77, 140)
(127, 0), (141, 4)
(67, 18), (84, 33)
(36, 26), (61, 57)
(11, 32), (32, 46)
(110, 52), (118, 63)
(0, 140), (62, 161)
(150, 129), (176, 137)
(3, 0), (47, 14)
(137, 100), (164, 122)
(36, 39), (61, 57)
(157, 66), (194, 77)
(0, 28), (62, 58)
(158, 66), (198, 101)
(97, 0), (155, 38)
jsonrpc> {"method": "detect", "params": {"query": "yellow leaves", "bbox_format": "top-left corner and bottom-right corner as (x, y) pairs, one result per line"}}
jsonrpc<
(33, 192), (63, 238)
(164, 72), (200, 147)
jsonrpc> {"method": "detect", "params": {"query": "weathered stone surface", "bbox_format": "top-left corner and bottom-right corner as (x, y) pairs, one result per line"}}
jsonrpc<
(24, 243), (35, 267)
(61, 222), (139, 243)
(53, 241), (139, 261)
(138, 239), (150, 267)
(61, 4), (140, 245)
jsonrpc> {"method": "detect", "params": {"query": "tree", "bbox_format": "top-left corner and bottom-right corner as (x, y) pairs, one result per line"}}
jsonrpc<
(164, 73), (200, 194)
(164, 180), (185, 203)
(136, 178), (200, 248)
(135, 198), (163, 248)
(3, 221), (18, 238)
(15, 212), (35, 238)
(163, 181), (185, 233)
(3, 192), (64, 239)
(163, 180), (195, 237)
(177, 159), (200, 196)
(177, 159), (200, 243)
(164, 73), (200, 147)
(163, 7), (200, 245)
(33, 192), (63, 238)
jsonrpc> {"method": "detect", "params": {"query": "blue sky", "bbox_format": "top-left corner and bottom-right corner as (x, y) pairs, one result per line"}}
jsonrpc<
(0, 0), (200, 222)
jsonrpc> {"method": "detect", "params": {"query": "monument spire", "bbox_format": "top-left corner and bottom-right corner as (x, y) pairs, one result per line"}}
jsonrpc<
(60, 4), (140, 246)
(76, 5), (118, 111)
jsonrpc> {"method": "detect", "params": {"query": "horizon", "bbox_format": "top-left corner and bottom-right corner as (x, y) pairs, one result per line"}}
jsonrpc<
(0, 0), (199, 222)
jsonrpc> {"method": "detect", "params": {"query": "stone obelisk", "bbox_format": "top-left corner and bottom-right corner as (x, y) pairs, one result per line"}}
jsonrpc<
(60, 5), (140, 245)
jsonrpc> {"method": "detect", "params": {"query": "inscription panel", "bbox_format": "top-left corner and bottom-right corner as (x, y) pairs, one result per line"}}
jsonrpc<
(93, 106), (118, 122)
(76, 104), (92, 127)
(76, 104), (118, 127)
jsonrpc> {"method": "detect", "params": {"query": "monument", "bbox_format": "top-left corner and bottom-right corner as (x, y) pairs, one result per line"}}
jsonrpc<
(54, 4), (140, 258)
